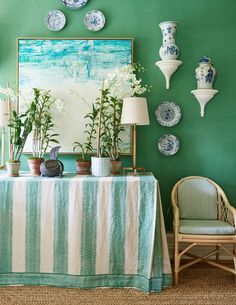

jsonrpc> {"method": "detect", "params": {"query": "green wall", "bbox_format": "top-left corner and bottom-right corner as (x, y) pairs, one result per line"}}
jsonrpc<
(1, 0), (236, 230)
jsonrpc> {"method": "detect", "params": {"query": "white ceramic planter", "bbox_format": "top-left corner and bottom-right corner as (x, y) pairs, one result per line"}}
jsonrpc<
(91, 157), (110, 177)
(6, 161), (20, 177)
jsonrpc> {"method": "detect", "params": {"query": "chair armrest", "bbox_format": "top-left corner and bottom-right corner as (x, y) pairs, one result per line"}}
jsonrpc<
(218, 190), (236, 228)
(171, 186), (180, 233)
(226, 204), (236, 229)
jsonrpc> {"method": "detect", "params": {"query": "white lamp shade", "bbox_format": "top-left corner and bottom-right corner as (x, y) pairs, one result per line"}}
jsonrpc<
(121, 97), (150, 125)
(0, 99), (9, 128)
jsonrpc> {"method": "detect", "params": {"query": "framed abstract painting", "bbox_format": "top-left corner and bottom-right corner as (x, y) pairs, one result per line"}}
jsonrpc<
(17, 38), (133, 154)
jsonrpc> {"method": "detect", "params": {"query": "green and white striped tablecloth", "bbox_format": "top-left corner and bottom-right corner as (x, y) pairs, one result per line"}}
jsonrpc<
(0, 172), (172, 292)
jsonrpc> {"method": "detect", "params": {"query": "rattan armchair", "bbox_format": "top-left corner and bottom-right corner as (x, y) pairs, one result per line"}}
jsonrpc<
(171, 176), (236, 285)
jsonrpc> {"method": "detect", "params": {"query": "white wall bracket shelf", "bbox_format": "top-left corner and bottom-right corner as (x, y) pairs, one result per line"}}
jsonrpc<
(155, 60), (182, 90)
(191, 89), (218, 117)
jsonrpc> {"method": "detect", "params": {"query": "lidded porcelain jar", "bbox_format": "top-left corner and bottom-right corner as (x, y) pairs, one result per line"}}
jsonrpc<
(195, 56), (216, 89)
(159, 21), (179, 60)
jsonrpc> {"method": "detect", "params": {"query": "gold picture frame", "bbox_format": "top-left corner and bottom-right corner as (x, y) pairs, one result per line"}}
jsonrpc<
(17, 37), (133, 154)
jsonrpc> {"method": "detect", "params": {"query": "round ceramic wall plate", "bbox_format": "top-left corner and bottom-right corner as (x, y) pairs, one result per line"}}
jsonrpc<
(155, 101), (181, 127)
(60, 0), (88, 9)
(158, 134), (180, 156)
(84, 10), (106, 31)
(45, 10), (66, 31)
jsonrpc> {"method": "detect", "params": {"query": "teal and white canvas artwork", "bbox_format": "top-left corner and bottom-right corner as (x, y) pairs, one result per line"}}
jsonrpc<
(17, 38), (133, 153)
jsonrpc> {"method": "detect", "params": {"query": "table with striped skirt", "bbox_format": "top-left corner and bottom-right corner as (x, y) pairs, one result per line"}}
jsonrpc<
(0, 172), (172, 292)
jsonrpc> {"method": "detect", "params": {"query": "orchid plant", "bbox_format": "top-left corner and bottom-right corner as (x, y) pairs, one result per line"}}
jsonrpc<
(8, 109), (33, 162)
(102, 63), (150, 160)
(73, 103), (99, 162)
(26, 88), (65, 159)
(104, 63), (150, 98)
(72, 63), (149, 161)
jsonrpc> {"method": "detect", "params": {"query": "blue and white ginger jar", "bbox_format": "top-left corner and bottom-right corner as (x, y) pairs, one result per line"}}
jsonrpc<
(195, 56), (216, 89)
(159, 21), (179, 60)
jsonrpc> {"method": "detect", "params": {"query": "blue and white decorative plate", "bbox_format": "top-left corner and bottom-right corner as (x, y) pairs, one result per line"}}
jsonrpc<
(45, 10), (66, 31)
(158, 134), (180, 156)
(60, 0), (88, 9)
(84, 10), (106, 31)
(155, 101), (181, 127)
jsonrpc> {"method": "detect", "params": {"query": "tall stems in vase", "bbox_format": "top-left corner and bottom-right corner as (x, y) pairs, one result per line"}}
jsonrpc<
(96, 79), (104, 158)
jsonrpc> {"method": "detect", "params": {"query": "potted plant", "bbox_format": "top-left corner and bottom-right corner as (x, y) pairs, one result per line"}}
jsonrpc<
(7, 109), (33, 176)
(103, 63), (150, 174)
(106, 95), (124, 175)
(27, 88), (60, 175)
(0, 84), (17, 169)
(73, 104), (98, 175)
(91, 84), (112, 177)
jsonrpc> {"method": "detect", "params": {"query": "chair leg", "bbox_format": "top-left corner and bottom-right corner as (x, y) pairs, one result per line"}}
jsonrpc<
(174, 237), (180, 286)
(233, 244), (236, 285)
(174, 271), (178, 286)
(216, 245), (220, 261)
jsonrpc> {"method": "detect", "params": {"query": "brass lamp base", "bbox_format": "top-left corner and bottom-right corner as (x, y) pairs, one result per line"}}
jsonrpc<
(123, 166), (145, 176)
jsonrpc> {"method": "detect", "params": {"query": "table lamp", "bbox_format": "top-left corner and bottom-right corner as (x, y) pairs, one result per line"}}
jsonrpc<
(121, 97), (150, 175)
(0, 99), (9, 169)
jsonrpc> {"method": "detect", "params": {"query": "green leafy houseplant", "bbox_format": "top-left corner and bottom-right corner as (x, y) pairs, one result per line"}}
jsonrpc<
(73, 63), (150, 176)
(90, 84), (112, 177)
(73, 85), (116, 176)
(28, 88), (60, 159)
(73, 103), (98, 162)
(103, 63), (150, 162)
(25, 88), (62, 176)
(93, 87), (124, 175)
(73, 103), (99, 175)
(8, 110), (33, 162)
(105, 94), (124, 161)
(0, 84), (17, 169)
(95, 87), (113, 158)
(7, 108), (33, 177)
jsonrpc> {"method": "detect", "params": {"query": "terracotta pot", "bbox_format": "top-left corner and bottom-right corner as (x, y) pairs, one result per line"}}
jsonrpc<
(28, 158), (44, 176)
(76, 160), (91, 175)
(6, 161), (21, 177)
(110, 160), (122, 175)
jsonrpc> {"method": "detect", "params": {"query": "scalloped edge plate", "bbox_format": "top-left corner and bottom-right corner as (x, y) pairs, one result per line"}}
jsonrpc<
(84, 10), (106, 32)
(155, 101), (181, 127)
(158, 134), (180, 156)
(45, 10), (66, 32)
(60, 0), (88, 9)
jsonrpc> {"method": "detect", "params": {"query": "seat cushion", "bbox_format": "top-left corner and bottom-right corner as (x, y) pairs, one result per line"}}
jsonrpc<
(178, 178), (218, 220)
(179, 219), (236, 235)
